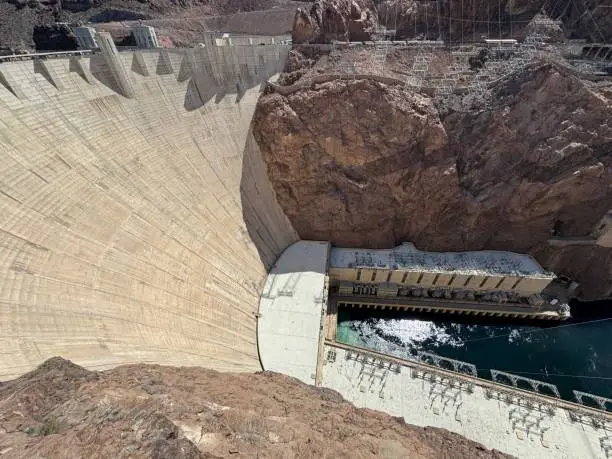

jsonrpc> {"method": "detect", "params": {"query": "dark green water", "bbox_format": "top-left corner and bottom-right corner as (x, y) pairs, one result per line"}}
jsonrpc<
(337, 307), (612, 402)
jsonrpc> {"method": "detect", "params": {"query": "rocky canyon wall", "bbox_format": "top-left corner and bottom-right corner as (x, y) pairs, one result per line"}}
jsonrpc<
(253, 62), (612, 298)
(292, 0), (378, 44)
(292, 0), (612, 43)
(292, 0), (549, 43)
(544, 0), (612, 42)
(376, 0), (544, 40)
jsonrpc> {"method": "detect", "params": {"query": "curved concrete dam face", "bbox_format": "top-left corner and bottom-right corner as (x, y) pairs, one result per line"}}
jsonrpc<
(0, 41), (298, 380)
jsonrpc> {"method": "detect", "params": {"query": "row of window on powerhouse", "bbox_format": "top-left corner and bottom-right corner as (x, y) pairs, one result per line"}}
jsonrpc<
(328, 268), (552, 295)
(347, 269), (523, 288)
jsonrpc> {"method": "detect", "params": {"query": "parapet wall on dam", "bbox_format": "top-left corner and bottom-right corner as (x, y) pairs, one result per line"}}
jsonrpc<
(0, 39), (297, 380)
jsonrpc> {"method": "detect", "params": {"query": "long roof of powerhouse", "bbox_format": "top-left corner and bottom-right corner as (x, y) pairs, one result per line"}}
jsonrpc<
(330, 243), (554, 278)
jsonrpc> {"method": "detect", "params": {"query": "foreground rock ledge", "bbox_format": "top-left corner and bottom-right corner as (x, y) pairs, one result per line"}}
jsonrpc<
(0, 357), (509, 458)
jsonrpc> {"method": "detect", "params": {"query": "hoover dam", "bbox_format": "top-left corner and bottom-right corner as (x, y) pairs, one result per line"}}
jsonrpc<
(0, 34), (297, 380)
(0, 23), (611, 458)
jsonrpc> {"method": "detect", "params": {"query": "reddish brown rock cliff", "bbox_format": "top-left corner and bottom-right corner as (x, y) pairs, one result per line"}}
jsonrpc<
(376, 0), (544, 40)
(292, 0), (378, 44)
(253, 62), (612, 298)
(291, 0), (612, 43)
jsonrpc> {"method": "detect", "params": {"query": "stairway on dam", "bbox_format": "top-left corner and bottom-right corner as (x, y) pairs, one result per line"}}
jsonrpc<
(0, 39), (297, 380)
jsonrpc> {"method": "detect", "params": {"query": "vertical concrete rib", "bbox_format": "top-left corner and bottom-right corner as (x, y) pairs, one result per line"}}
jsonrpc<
(97, 32), (135, 98)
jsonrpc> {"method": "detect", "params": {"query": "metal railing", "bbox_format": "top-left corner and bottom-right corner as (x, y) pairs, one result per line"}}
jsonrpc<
(574, 390), (612, 411)
(490, 369), (561, 398)
(0, 49), (95, 63)
(417, 351), (477, 377)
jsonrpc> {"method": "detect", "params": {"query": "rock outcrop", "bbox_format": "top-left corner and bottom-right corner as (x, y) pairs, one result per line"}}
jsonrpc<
(0, 357), (510, 458)
(544, 0), (612, 42)
(292, 0), (553, 43)
(253, 63), (612, 298)
(376, 0), (545, 40)
(32, 23), (78, 50)
(523, 13), (565, 42)
(254, 78), (451, 248)
(292, 0), (377, 43)
(291, 0), (612, 42)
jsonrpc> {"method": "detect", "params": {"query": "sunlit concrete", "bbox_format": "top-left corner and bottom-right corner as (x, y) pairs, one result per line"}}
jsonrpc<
(321, 344), (609, 459)
(0, 43), (297, 380)
(329, 243), (555, 295)
(257, 241), (329, 384)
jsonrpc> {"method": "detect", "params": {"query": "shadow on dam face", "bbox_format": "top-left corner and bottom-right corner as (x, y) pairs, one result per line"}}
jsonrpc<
(0, 44), (298, 380)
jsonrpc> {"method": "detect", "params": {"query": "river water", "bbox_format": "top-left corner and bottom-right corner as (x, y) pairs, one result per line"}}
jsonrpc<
(336, 305), (612, 402)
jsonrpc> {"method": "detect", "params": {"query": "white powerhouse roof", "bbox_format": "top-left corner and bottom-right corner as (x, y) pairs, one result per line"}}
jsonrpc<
(330, 243), (554, 278)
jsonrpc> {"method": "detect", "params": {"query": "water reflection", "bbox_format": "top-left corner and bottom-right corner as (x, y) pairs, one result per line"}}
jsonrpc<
(336, 307), (612, 401)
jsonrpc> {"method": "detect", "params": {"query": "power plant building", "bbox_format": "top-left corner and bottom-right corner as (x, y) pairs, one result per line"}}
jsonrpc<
(329, 243), (555, 297)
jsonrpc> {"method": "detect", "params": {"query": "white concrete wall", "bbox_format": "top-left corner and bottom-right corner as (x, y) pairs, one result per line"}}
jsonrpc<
(257, 241), (329, 384)
(322, 346), (608, 459)
(0, 44), (297, 380)
(329, 267), (552, 295)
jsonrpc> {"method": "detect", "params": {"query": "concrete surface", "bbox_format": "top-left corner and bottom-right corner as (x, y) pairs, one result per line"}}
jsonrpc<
(0, 43), (297, 380)
(331, 243), (551, 277)
(329, 242), (554, 296)
(321, 344), (611, 459)
(257, 241), (329, 384)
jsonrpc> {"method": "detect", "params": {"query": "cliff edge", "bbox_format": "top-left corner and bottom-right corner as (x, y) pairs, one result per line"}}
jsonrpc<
(0, 358), (510, 458)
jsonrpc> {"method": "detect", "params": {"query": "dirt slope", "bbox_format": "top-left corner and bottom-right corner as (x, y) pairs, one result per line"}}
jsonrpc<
(0, 358), (510, 458)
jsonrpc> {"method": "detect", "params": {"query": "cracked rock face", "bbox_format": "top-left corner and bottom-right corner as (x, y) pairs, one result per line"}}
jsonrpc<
(376, 0), (544, 40)
(293, 0), (547, 43)
(253, 64), (612, 298)
(292, 0), (377, 43)
(291, 0), (612, 43)
(254, 79), (452, 248)
(545, 0), (612, 42)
